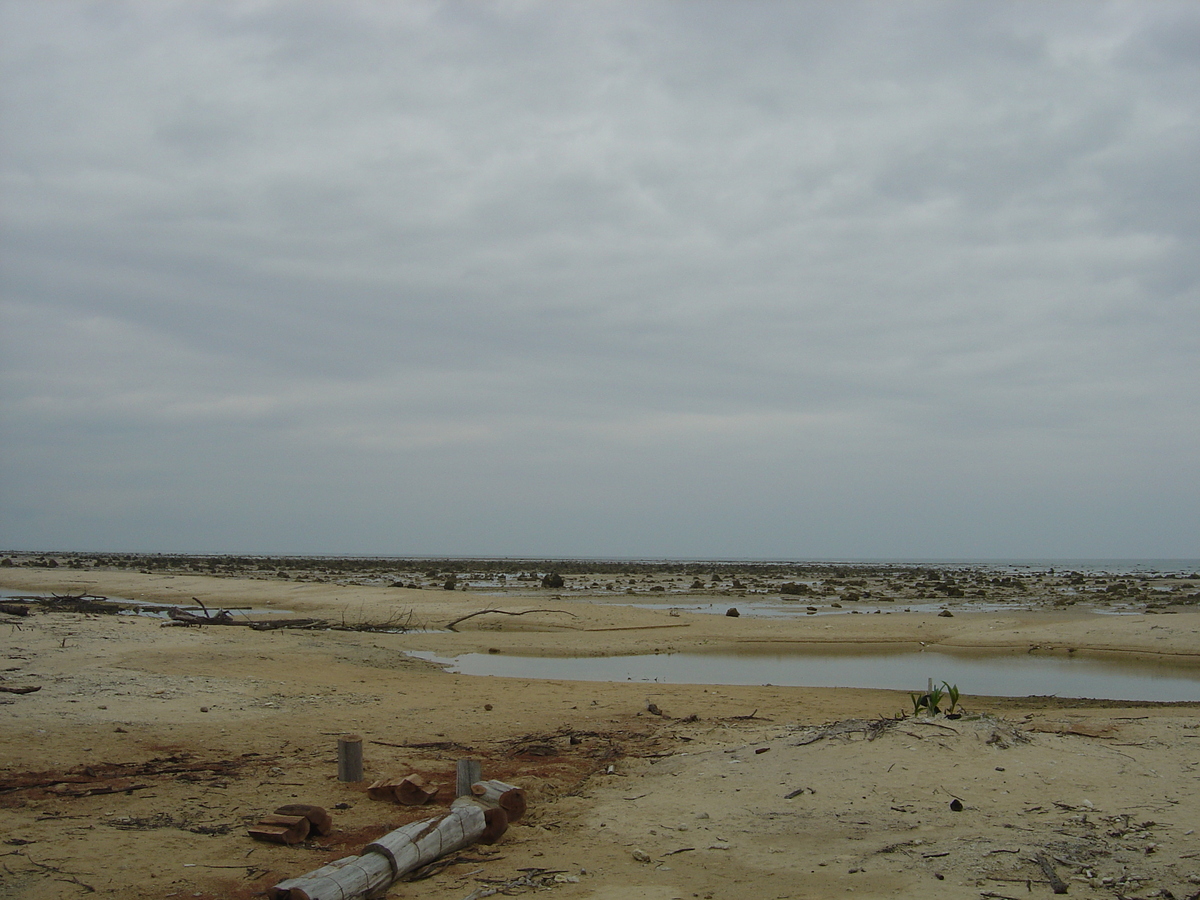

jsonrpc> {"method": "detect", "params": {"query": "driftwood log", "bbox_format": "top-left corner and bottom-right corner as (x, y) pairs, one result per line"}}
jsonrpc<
(470, 780), (526, 822)
(271, 803), (507, 900)
(445, 607), (578, 632)
(0, 684), (41, 694)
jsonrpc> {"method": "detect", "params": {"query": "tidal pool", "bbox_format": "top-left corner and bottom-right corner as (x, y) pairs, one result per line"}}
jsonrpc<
(408, 648), (1200, 702)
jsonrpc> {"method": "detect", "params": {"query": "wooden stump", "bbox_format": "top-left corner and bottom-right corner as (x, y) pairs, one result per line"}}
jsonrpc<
(455, 758), (482, 797)
(338, 734), (363, 782)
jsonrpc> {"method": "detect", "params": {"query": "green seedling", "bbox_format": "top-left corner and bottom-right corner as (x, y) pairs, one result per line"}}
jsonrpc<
(925, 683), (945, 716)
(910, 684), (946, 716)
(942, 682), (961, 715)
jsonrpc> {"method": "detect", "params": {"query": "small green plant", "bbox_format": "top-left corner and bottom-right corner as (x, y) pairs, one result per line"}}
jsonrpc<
(942, 682), (960, 715)
(925, 683), (945, 716)
(910, 684), (946, 716)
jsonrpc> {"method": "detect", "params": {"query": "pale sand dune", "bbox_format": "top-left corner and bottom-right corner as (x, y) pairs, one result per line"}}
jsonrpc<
(2, 569), (1198, 900)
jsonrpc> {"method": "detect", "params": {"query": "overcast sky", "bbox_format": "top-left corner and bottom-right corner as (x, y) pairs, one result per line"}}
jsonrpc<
(1, 1), (1197, 560)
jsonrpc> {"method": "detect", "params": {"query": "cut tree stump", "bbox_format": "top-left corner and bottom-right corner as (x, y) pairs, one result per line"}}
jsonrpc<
(249, 814), (310, 845)
(271, 803), (507, 900)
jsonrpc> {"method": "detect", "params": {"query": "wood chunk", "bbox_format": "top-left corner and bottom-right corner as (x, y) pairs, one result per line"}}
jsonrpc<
(249, 814), (310, 845)
(395, 774), (440, 806)
(273, 804), (333, 836)
(367, 777), (402, 801)
(368, 774), (439, 805)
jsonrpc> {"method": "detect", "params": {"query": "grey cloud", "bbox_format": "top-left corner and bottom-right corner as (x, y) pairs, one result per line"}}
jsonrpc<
(2, 0), (1197, 557)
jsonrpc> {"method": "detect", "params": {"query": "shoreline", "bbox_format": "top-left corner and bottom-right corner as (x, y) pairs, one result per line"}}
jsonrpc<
(4, 567), (1200, 667)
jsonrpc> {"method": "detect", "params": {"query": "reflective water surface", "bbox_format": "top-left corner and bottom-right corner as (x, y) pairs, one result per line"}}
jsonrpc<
(409, 647), (1200, 702)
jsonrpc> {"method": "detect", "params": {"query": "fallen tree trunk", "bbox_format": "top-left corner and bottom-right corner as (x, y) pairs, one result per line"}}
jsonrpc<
(0, 602), (32, 616)
(271, 804), (506, 900)
(470, 779), (526, 822)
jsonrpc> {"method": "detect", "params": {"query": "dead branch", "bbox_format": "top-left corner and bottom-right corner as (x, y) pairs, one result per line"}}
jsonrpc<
(446, 608), (578, 632)
(1034, 853), (1069, 894)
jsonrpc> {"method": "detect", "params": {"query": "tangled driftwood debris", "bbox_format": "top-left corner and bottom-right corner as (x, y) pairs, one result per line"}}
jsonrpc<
(164, 604), (418, 633)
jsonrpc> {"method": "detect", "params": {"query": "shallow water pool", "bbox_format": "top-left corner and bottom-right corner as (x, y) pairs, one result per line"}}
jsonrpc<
(408, 647), (1200, 702)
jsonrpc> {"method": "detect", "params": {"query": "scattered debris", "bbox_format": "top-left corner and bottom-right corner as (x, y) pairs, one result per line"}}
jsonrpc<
(793, 717), (901, 745)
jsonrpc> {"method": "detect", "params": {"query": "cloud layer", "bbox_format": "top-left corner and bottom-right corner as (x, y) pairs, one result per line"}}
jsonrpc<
(2, 1), (1197, 558)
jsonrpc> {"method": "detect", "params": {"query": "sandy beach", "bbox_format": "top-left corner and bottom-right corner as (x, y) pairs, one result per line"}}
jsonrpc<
(2, 562), (1198, 900)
